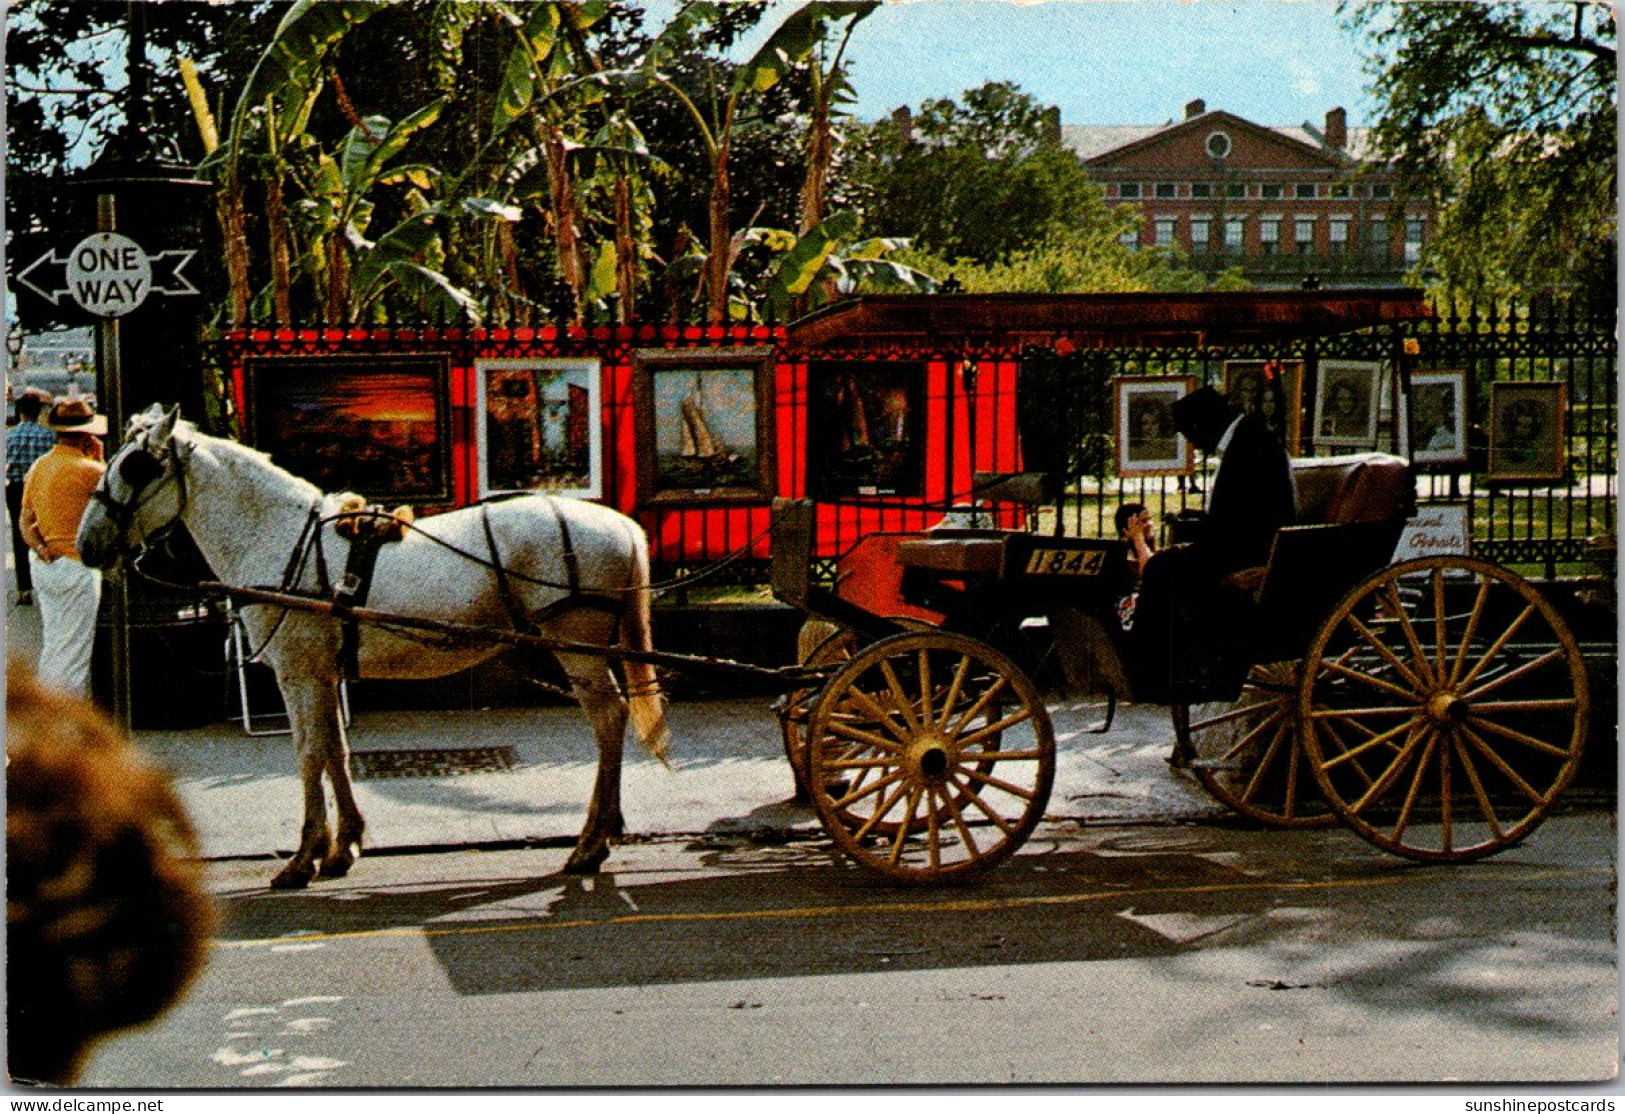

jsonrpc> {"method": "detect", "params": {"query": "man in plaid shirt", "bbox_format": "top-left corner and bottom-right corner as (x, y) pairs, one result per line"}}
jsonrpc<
(7, 390), (55, 604)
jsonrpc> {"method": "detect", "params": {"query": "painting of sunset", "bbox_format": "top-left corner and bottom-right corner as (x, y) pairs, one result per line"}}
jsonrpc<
(245, 356), (453, 502)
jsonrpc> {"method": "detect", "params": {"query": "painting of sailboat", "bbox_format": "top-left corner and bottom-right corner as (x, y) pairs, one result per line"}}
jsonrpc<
(634, 348), (775, 505)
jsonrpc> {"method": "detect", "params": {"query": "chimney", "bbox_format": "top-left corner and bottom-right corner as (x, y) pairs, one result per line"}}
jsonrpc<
(1324, 106), (1347, 151)
(1185, 99), (1205, 120)
(1043, 105), (1061, 145)
(891, 104), (913, 143)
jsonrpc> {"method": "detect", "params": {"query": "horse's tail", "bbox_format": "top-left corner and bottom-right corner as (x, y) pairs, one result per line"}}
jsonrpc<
(622, 524), (671, 767)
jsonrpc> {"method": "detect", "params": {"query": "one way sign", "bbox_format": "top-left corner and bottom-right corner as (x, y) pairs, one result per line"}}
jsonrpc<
(16, 232), (197, 318)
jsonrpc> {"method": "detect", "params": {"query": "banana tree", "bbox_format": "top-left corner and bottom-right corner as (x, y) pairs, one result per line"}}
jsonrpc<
(760, 214), (937, 322)
(289, 101), (460, 321)
(797, 1), (876, 236)
(647, 1), (879, 324)
(207, 0), (387, 324)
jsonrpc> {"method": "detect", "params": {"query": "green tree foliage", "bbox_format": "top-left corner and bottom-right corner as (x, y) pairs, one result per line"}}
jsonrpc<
(1346, 0), (1616, 301)
(846, 81), (1108, 266)
(844, 81), (1218, 293)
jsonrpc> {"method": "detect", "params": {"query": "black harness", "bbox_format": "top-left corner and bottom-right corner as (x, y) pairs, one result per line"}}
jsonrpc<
(91, 444), (188, 557)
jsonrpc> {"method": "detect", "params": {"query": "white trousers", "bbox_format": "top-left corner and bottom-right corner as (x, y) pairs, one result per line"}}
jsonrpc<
(30, 553), (102, 699)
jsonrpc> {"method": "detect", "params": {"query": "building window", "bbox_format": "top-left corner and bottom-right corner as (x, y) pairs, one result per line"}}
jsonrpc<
(1295, 218), (1316, 255)
(1329, 218), (1350, 253)
(1155, 183), (1178, 199)
(1368, 217), (1389, 258)
(1261, 183), (1284, 200)
(1119, 229), (1139, 250)
(1372, 183), (1392, 200)
(1224, 218), (1245, 251)
(1206, 131), (1232, 159)
(1259, 219), (1281, 255)
(1119, 183), (1141, 200)
(1404, 216), (1426, 263)
(1191, 183), (1213, 199)
(1190, 219), (1211, 253)
(1295, 183), (1317, 200)
(1331, 183), (1351, 199)
(1154, 218), (1177, 247)
(1225, 183), (1246, 200)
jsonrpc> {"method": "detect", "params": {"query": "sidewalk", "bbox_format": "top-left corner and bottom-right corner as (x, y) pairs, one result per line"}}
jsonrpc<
(5, 557), (1223, 862)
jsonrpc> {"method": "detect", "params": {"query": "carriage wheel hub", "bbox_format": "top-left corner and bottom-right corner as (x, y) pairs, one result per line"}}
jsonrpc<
(908, 734), (953, 782)
(1426, 690), (1470, 723)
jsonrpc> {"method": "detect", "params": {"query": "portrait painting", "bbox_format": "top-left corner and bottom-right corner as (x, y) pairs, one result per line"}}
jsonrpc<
(1407, 369), (1469, 466)
(1313, 360), (1382, 447)
(1223, 359), (1303, 454)
(807, 361), (926, 498)
(244, 354), (452, 503)
(633, 348), (775, 505)
(1113, 375), (1195, 476)
(477, 359), (602, 499)
(1487, 381), (1568, 482)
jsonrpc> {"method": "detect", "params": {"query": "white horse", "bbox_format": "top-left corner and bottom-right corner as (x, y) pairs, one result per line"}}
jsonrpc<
(78, 405), (669, 890)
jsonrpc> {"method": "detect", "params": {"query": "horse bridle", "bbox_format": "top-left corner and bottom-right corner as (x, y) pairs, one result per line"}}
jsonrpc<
(91, 436), (190, 559)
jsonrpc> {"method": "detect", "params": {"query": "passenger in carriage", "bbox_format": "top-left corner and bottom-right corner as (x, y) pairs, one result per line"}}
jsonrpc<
(1113, 502), (1157, 630)
(1129, 387), (1295, 728)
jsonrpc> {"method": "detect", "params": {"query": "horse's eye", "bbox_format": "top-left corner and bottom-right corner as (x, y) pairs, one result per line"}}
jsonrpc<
(118, 450), (165, 490)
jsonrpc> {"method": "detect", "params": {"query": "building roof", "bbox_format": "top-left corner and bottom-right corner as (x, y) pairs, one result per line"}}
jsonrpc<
(1064, 114), (1378, 166)
(786, 291), (1432, 352)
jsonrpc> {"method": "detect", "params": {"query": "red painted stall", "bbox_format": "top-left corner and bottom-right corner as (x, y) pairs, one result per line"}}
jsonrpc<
(220, 290), (1428, 573)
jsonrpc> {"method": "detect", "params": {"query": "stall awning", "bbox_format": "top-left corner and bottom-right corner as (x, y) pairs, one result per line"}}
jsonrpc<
(785, 290), (1433, 352)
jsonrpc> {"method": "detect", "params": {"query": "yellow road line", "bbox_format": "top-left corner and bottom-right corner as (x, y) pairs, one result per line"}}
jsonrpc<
(213, 864), (1605, 951)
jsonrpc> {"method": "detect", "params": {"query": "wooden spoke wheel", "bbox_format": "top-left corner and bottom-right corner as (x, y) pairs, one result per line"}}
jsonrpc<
(1299, 556), (1589, 862)
(780, 622), (862, 802)
(805, 630), (1055, 883)
(780, 617), (933, 804)
(1172, 662), (1335, 828)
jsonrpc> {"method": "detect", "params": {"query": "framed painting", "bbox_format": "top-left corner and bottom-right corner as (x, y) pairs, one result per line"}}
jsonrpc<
(1313, 360), (1383, 448)
(243, 354), (453, 503)
(1487, 381), (1568, 482)
(1113, 375), (1195, 476)
(1223, 359), (1303, 454)
(476, 359), (602, 500)
(807, 361), (927, 499)
(1407, 369), (1470, 466)
(632, 347), (776, 505)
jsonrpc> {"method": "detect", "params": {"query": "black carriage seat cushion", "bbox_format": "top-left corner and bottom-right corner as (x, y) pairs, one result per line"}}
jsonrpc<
(1289, 452), (1414, 526)
(1235, 454), (1414, 658)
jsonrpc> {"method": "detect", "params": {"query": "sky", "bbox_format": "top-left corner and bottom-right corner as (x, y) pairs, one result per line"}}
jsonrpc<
(706, 0), (1379, 127)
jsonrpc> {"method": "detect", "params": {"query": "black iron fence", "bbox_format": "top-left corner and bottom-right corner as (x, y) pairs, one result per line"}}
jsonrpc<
(1026, 294), (1615, 580)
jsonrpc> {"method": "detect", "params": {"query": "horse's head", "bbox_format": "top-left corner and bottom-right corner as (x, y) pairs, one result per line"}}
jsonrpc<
(78, 404), (189, 569)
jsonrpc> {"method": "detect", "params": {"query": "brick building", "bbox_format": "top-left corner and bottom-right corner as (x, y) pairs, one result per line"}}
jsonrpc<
(1066, 100), (1430, 288)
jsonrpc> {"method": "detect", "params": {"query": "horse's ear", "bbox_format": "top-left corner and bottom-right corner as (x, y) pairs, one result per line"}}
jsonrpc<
(147, 405), (181, 453)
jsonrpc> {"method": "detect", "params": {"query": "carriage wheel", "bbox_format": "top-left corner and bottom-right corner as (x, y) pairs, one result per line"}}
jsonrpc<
(805, 630), (1055, 883)
(1172, 662), (1336, 828)
(779, 622), (861, 802)
(1299, 555), (1588, 862)
(780, 617), (934, 803)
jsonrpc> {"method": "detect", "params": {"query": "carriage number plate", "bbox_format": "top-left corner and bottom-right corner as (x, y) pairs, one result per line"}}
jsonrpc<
(1024, 548), (1107, 576)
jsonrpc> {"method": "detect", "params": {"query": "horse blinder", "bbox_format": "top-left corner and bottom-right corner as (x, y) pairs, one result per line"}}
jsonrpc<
(118, 448), (166, 492)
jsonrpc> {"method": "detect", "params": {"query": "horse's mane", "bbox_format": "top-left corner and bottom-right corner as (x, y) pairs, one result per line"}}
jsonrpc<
(173, 420), (323, 502)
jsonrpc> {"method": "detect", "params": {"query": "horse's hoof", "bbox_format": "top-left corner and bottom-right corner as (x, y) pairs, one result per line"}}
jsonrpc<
(270, 863), (315, 890)
(322, 841), (362, 878)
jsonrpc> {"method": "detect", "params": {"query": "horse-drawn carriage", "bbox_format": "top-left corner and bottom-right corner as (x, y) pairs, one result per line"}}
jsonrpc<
(766, 449), (1589, 882)
(77, 294), (1588, 890)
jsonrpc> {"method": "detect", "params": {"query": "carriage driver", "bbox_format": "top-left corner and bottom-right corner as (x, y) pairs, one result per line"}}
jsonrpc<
(1127, 386), (1295, 737)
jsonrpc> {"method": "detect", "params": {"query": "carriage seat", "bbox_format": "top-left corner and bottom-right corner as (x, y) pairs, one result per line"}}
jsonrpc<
(1289, 452), (1414, 526)
(1219, 453), (1413, 603)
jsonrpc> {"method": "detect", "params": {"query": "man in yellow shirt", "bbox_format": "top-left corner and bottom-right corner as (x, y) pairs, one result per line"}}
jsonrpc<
(19, 399), (108, 698)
